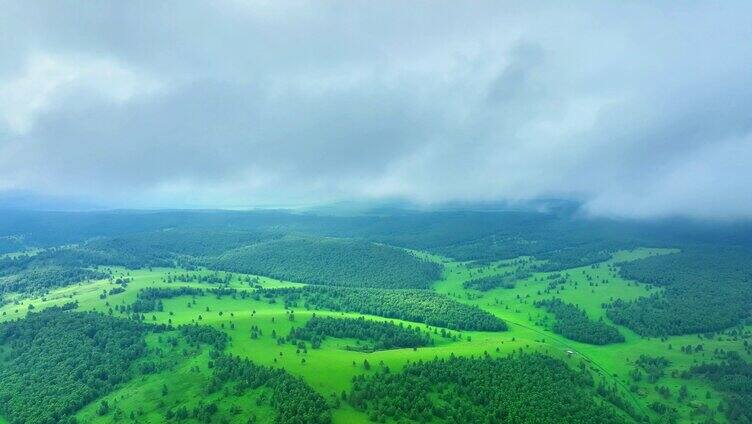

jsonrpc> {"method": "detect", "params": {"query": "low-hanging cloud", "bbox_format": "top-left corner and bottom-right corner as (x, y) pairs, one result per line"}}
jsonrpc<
(1, 1), (751, 218)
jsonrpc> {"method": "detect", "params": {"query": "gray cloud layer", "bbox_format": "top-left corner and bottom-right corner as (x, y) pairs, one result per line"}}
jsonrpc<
(1, 1), (751, 218)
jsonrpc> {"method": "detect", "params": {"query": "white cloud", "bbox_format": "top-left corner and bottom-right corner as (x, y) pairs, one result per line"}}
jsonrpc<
(0, 53), (161, 134)
(585, 133), (752, 220)
(0, 1), (751, 218)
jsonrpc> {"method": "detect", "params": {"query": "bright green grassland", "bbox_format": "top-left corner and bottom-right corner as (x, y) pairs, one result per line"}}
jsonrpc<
(0, 247), (749, 423)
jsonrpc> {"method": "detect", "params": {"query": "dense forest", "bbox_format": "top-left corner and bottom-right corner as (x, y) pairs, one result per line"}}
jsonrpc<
(87, 228), (276, 259)
(63, 229), (276, 269)
(2, 208), (752, 255)
(288, 316), (432, 350)
(348, 352), (630, 423)
(606, 248), (752, 336)
(260, 286), (507, 331)
(208, 353), (331, 424)
(436, 237), (620, 271)
(535, 298), (624, 345)
(0, 309), (161, 424)
(0, 210), (297, 247)
(213, 237), (441, 289)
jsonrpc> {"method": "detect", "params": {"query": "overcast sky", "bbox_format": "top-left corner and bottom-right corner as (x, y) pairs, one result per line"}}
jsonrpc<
(1, 1), (751, 218)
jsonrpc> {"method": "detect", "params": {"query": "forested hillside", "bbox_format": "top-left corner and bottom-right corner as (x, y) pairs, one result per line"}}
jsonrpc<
(0, 309), (161, 424)
(349, 353), (633, 423)
(261, 286), (507, 331)
(0, 251), (109, 295)
(0, 266), (106, 294)
(85, 229), (278, 266)
(606, 248), (752, 336)
(4, 209), (752, 264)
(213, 237), (441, 289)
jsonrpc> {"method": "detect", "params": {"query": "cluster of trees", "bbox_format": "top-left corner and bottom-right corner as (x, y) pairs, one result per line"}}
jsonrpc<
(544, 273), (569, 290)
(108, 286), (126, 296)
(632, 355), (671, 383)
(534, 298), (624, 345)
(462, 274), (518, 291)
(288, 316), (432, 350)
(208, 353), (331, 424)
(0, 308), (157, 424)
(164, 402), (221, 422)
(606, 248), (752, 336)
(260, 286), (506, 331)
(178, 323), (228, 350)
(348, 352), (629, 423)
(169, 271), (234, 285)
(213, 237), (441, 289)
(690, 352), (752, 423)
(207, 287), (237, 297)
(130, 286), (204, 313)
(139, 286), (205, 300)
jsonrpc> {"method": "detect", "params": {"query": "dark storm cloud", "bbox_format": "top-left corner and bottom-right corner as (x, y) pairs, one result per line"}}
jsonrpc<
(1, 1), (751, 217)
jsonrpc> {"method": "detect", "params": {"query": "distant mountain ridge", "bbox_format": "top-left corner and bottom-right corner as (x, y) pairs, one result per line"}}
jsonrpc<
(0, 190), (102, 211)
